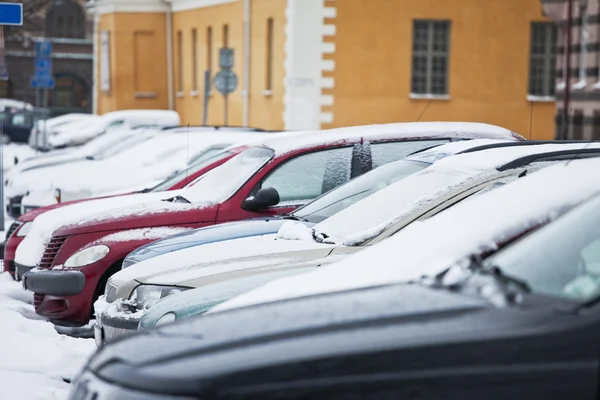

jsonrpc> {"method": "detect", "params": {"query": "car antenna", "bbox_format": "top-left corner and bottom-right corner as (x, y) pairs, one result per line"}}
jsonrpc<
(528, 100), (534, 139)
(416, 99), (432, 122)
(186, 123), (190, 183)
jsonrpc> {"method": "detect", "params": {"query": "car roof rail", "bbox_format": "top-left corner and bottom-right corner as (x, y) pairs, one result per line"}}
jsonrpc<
(457, 140), (598, 154)
(162, 125), (267, 131)
(497, 147), (600, 171)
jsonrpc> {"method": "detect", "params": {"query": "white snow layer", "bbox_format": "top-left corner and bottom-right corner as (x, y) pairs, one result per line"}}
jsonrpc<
(0, 273), (94, 399)
(212, 158), (600, 312)
(312, 142), (600, 244)
(14, 190), (182, 267)
(94, 227), (193, 243)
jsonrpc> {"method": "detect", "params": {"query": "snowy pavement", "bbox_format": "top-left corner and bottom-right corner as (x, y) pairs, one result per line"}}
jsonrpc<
(0, 273), (95, 400)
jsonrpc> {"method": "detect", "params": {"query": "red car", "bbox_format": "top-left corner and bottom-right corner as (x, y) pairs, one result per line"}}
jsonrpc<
(20, 123), (524, 326)
(3, 146), (245, 279)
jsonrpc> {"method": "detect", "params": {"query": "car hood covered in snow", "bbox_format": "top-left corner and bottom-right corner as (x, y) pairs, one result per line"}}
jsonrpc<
(212, 157), (600, 313)
(109, 233), (336, 290)
(14, 190), (186, 267)
(125, 217), (313, 265)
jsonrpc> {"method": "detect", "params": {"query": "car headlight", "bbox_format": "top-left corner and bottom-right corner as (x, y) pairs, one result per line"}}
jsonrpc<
(16, 222), (32, 237)
(155, 312), (177, 326)
(64, 245), (110, 268)
(130, 285), (187, 310)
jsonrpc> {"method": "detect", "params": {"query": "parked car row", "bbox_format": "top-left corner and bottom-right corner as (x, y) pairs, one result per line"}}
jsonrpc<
(5, 118), (600, 398)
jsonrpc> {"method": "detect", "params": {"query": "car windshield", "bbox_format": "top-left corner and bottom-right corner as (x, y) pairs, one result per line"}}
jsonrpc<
(313, 165), (473, 244)
(479, 194), (600, 303)
(180, 146), (274, 203)
(294, 159), (431, 223)
(91, 133), (151, 160)
(148, 149), (236, 192)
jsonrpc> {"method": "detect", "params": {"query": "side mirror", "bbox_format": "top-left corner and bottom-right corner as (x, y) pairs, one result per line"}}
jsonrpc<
(241, 187), (280, 212)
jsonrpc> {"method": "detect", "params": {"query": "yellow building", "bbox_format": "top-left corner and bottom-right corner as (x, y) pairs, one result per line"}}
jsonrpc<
(88, 0), (556, 139)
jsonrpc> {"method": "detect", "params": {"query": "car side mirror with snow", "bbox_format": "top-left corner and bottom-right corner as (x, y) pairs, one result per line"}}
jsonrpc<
(242, 187), (280, 212)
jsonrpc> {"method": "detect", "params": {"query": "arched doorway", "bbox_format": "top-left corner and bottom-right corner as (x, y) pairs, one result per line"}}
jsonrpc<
(50, 72), (89, 111)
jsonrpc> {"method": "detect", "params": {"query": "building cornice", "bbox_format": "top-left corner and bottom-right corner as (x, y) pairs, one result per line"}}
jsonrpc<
(86, 0), (239, 15)
(167, 0), (239, 12)
(86, 0), (169, 16)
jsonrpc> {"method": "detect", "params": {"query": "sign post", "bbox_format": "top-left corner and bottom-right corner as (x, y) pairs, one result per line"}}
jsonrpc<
(0, 2), (22, 233)
(30, 40), (54, 150)
(213, 48), (238, 126)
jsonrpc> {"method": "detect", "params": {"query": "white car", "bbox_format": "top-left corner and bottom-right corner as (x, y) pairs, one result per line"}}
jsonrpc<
(40, 109), (180, 150)
(28, 113), (97, 150)
(213, 156), (600, 313)
(17, 129), (275, 207)
(98, 141), (600, 337)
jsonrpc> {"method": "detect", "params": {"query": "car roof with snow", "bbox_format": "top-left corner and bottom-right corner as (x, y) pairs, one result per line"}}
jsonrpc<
(212, 157), (600, 312)
(254, 122), (524, 156)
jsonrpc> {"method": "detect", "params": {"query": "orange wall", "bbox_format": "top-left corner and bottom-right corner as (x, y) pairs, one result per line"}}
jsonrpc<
(324, 0), (555, 140)
(96, 12), (169, 114)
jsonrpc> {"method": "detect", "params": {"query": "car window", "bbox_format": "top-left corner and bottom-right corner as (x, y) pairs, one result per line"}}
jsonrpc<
(10, 113), (31, 127)
(256, 147), (353, 204)
(481, 195), (600, 302)
(370, 140), (449, 169)
(294, 159), (430, 223)
(105, 120), (125, 131)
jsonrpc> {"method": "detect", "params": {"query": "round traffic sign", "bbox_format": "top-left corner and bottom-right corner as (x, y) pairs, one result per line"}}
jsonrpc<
(213, 70), (238, 96)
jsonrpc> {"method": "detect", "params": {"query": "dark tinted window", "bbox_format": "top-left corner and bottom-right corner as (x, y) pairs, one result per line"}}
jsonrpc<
(370, 140), (448, 169)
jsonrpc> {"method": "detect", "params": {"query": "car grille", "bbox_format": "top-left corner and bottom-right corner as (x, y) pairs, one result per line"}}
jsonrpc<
(39, 236), (68, 269)
(33, 294), (44, 308)
(5, 221), (22, 240)
(6, 260), (15, 274)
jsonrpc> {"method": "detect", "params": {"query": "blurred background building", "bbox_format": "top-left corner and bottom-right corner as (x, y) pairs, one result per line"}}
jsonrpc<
(3, 0), (93, 115)
(87, 0), (559, 139)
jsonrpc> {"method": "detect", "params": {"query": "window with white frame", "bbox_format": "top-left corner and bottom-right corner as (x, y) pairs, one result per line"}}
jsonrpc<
(411, 20), (451, 96)
(529, 22), (557, 97)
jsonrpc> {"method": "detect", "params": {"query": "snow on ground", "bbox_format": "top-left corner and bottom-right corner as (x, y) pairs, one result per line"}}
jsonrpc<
(0, 273), (95, 400)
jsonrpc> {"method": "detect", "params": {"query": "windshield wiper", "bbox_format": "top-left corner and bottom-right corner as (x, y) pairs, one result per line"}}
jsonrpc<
(468, 254), (531, 294)
(166, 195), (191, 204)
(280, 212), (308, 222)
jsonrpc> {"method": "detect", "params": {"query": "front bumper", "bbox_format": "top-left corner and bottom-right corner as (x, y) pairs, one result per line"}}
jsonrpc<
(95, 310), (141, 347)
(15, 263), (35, 282)
(23, 268), (86, 296)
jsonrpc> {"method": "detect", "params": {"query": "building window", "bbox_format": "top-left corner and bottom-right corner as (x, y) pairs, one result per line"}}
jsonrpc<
(223, 24), (229, 47)
(529, 22), (557, 97)
(266, 18), (274, 91)
(192, 29), (198, 91)
(45, 0), (85, 39)
(177, 31), (183, 93)
(411, 20), (451, 96)
(207, 26), (213, 72)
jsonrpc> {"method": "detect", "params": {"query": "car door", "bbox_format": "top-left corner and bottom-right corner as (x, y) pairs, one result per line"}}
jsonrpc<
(217, 145), (357, 222)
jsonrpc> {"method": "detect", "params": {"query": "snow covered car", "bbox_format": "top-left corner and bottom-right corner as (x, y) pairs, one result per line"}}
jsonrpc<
(19, 122), (522, 326)
(33, 109), (180, 151)
(2, 108), (51, 143)
(70, 159), (600, 400)
(97, 138), (526, 341)
(98, 142), (600, 337)
(28, 113), (96, 150)
(120, 138), (509, 270)
(3, 145), (247, 279)
(18, 129), (273, 210)
(6, 126), (159, 218)
(11, 128), (271, 209)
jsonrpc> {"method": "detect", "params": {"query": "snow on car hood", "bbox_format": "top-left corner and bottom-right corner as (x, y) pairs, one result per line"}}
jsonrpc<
(14, 190), (183, 267)
(109, 234), (335, 289)
(212, 158), (600, 312)
(305, 142), (600, 245)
